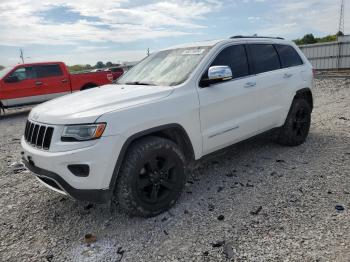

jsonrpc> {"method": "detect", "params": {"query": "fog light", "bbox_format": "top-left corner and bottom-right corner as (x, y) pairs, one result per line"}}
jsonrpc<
(68, 164), (90, 177)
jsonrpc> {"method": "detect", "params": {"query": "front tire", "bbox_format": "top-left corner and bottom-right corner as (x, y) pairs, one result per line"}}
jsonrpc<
(275, 98), (311, 146)
(115, 136), (187, 217)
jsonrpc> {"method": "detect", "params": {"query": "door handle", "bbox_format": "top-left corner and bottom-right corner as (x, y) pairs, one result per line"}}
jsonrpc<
(244, 82), (256, 88)
(35, 81), (43, 86)
(283, 73), (293, 79)
(61, 79), (68, 83)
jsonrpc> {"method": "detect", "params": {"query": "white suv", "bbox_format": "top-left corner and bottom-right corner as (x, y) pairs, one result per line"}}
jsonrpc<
(21, 36), (314, 216)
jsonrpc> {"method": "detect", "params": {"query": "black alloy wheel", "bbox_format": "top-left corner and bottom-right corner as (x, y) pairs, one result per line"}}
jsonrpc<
(115, 136), (187, 217)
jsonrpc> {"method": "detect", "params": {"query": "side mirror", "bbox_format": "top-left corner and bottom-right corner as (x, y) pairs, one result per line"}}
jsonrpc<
(5, 75), (19, 83)
(200, 66), (232, 87)
(208, 66), (232, 81)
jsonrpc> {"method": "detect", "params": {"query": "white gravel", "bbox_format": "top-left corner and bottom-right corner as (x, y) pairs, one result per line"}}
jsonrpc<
(0, 78), (349, 262)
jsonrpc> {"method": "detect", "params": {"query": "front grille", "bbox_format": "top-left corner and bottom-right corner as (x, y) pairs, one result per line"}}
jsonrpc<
(24, 121), (54, 150)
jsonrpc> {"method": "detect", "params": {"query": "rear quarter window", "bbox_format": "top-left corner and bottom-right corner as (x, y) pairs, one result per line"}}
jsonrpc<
(248, 44), (281, 74)
(275, 44), (303, 68)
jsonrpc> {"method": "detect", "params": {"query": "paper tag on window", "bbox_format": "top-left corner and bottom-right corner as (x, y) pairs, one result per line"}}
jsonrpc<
(182, 49), (205, 55)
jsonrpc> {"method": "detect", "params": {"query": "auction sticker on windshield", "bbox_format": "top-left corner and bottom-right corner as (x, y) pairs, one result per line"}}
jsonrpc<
(181, 49), (206, 55)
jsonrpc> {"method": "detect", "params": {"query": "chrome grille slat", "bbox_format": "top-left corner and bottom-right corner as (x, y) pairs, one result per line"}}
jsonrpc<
(32, 125), (39, 145)
(41, 127), (48, 148)
(28, 122), (34, 141)
(24, 120), (54, 150)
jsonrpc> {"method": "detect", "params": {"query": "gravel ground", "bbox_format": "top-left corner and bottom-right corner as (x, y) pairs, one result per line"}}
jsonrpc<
(0, 78), (349, 262)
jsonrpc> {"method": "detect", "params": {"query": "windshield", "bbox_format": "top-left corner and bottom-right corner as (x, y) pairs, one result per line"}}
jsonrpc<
(0, 67), (13, 79)
(117, 46), (211, 86)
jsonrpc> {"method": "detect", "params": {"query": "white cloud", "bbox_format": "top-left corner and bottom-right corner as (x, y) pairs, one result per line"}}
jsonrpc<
(0, 0), (221, 46)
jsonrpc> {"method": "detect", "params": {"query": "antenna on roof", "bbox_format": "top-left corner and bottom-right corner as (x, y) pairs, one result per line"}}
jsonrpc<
(20, 49), (24, 64)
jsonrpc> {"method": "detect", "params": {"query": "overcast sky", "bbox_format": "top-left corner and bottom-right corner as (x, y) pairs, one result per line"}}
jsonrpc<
(0, 0), (349, 66)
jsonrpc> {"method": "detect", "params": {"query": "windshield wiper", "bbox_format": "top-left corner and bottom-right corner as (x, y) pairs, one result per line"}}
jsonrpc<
(125, 81), (154, 86)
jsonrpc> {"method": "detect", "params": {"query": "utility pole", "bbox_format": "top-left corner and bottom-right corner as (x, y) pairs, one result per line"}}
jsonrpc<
(20, 49), (24, 63)
(338, 0), (345, 35)
(337, 0), (345, 70)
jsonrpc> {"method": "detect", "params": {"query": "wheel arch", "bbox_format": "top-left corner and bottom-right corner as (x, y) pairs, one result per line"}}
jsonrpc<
(108, 123), (195, 192)
(81, 82), (98, 90)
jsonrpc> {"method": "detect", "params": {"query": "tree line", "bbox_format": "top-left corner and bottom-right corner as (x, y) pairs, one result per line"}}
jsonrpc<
(68, 61), (120, 73)
(294, 31), (344, 45)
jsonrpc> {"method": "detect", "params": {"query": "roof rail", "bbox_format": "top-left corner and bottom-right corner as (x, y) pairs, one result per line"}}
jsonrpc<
(230, 35), (284, 40)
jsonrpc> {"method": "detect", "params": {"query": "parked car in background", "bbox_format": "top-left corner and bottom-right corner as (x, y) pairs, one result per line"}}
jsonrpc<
(0, 62), (113, 110)
(21, 36), (314, 217)
(104, 67), (124, 80)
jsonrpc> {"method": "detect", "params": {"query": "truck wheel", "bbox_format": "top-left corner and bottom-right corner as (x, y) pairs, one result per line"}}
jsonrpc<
(275, 98), (311, 146)
(115, 136), (187, 217)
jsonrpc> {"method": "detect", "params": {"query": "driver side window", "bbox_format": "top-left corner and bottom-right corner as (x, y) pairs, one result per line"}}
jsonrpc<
(208, 44), (250, 80)
(10, 67), (36, 81)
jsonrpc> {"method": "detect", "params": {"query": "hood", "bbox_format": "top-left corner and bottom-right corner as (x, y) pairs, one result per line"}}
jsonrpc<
(29, 84), (173, 125)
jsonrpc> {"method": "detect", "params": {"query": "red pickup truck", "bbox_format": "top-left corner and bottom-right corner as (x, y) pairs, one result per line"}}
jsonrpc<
(0, 62), (117, 110)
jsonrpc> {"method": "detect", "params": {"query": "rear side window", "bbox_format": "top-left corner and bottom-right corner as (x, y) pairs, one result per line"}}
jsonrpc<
(249, 44), (281, 74)
(36, 64), (63, 78)
(275, 44), (303, 68)
(210, 44), (249, 79)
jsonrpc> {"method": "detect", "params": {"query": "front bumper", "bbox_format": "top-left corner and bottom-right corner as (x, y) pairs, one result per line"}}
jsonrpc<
(22, 158), (111, 203)
(21, 134), (124, 203)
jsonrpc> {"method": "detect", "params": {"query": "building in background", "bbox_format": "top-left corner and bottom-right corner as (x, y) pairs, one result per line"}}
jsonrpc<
(299, 35), (350, 70)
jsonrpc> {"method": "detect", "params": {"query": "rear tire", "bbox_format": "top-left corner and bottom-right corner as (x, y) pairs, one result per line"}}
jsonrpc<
(115, 136), (187, 217)
(275, 98), (311, 146)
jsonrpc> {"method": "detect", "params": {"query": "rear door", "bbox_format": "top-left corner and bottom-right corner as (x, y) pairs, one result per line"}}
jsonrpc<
(1, 66), (47, 107)
(274, 44), (305, 118)
(198, 44), (261, 155)
(247, 43), (285, 131)
(34, 64), (71, 100)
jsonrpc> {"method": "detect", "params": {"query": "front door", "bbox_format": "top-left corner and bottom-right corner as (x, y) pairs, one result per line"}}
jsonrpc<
(198, 44), (261, 155)
(1, 66), (47, 107)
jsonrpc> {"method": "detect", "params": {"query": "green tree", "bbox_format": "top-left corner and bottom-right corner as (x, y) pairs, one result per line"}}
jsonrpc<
(95, 61), (105, 69)
(336, 31), (344, 36)
(294, 33), (339, 45)
(106, 61), (113, 67)
(0, 65), (4, 71)
(301, 34), (317, 44)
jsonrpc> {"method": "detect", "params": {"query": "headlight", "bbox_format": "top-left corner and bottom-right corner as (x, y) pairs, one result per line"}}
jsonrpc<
(61, 123), (106, 142)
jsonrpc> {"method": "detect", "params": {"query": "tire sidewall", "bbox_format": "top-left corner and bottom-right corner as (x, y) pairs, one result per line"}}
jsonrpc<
(283, 99), (311, 145)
